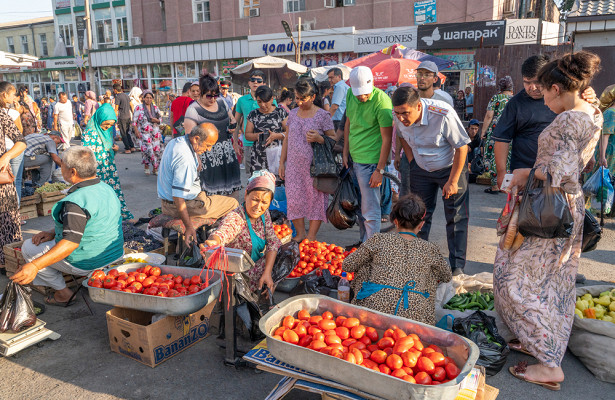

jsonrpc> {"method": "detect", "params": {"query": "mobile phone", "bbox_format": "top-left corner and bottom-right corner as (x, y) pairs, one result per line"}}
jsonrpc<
(500, 173), (514, 191)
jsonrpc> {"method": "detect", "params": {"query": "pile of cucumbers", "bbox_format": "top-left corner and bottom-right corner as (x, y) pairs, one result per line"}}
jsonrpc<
(444, 291), (495, 311)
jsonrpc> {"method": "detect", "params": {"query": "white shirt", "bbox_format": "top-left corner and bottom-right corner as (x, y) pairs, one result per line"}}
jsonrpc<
(433, 89), (455, 107)
(396, 98), (470, 172)
(53, 100), (74, 126)
(3, 108), (20, 150)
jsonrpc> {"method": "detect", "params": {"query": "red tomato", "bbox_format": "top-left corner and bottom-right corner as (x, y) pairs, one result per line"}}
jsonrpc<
(417, 357), (435, 374)
(280, 315), (294, 329)
(297, 309), (311, 321)
(443, 357), (453, 366)
(91, 270), (105, 280)
(282, 329), (299, 345)
(335, 327), (350, 340)
(342, 338), (357, 348)
(350, 325), (366, 339)
(190, 275), (202, 285)
(309, 315), (323, 325)
(391, 368), (408, 379)
(116, 272), (128, 281)
(428, 344), (443, 354)
(318, 319), (337, 331)
(134, 273), (146, 283)
(378, 364), (391, 375)
(335, 316), (347, 326)
(103, 278), (116, 289)
(89, 279), (103, 288)
(402, 351), (418, 368)
(432, 367), (446, 382)
(345, 352), (357, 364)
(109, 284), (123, 291)
(274, 326), (288, 336)
(324, 335), (341, 346)
(393, 336), (415, 355)
(122, 288), (133, 293)
(143, 287), (157, 295)
(358, 335), (372, 346)
(187, 285), (199, 294)
(403, 375), (417, 384)
(173, 275), (183, 285)
(313, 332), (325, 342)
(422, 347), (436, 356)
(116, 280), (128, 289)
(377, 337), (395, 349)
(125, 276), (135, 285)
(311, 340), (327, 351)
(383, 347), (393, 356)
(142, 277), (155, 288)
(383, 329), (395, 338)
(367, 344), (380, 353)
(343, 318), (360, 329)
(298, 334), (313, 347)
(392, 328), (407, 341)
(365, 326), (379, 342)
(107, 269), (119, 277)
(127, 271), (138, 277)
(386, 354), (403, 370)
(427, 352), (446, 368)
(361, 359), (378, 369)
(413, 340), (424, 352)
(293, 324), (307, 338)
(445, 363), (461, 380)
(370, 350), (388, 364)
(348, 342), (366, 352)
(141, 265), (151, 275)
(351, 348), (364, 365)
(307, 326), (322, 336)
(149, 267), (161, 277)
(321, 311), (333, 320)
(130, 282), (143, 292)
(414, 372), (432, 385)
(167, 289), (181, 298)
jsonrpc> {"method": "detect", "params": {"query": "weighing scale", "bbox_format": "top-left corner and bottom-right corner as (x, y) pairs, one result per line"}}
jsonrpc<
(0, 320), (60, 356)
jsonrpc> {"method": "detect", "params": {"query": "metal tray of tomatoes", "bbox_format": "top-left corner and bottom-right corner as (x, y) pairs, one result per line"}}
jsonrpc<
(259, 295), (479, 400)
(82, 263), (222, 316)
(202, 247), (254, 273)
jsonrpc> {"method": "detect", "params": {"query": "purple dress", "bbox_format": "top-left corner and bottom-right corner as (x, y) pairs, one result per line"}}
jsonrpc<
(285, 108), (334, 221)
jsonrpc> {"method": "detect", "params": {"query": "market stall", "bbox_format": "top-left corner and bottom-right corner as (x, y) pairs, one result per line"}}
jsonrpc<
(230, 55), (308, 90)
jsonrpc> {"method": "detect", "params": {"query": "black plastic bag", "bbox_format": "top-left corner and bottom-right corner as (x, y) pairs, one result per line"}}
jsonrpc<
(327, 172), (358, 230)
(517, 169), (574, 239)
(310, 135), (339, 178)
(338, 170), (359, 212)
(0, 281), (37, 333)
(582, 209), (602, 253)
(271, 241), (300, 284)
(178, 242), (203, 268)
(453, 311), (509, 376)
(290, 270), (340, 297)
(269, 210), (287, 225)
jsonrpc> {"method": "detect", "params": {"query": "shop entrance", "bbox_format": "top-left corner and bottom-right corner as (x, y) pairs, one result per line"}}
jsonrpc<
(441, 71), (460, 98)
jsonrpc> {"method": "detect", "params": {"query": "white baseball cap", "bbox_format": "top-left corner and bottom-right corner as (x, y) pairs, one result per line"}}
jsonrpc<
(349, 66), (374, 96)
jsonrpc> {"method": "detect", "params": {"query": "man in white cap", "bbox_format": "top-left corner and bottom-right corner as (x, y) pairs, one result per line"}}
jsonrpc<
(343, 66), (393, 242)
(415, 61), (453, 106)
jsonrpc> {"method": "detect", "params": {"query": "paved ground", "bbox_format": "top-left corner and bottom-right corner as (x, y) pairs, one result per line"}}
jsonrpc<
(1, 147), (614, 399)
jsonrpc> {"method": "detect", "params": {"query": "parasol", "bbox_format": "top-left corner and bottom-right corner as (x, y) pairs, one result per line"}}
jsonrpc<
(230, 55), (308, 88)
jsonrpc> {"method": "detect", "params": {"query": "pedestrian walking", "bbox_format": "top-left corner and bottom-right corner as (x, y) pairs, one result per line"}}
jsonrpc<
(219, 80), (235, 111)
(391, 85), (470, 275)
(133, 90), (163, 175)
(83, 90), (98, 126)
(53, 92), (74, 148)
(464, 86), (474, 120)
(415, 62), (454, 106)
(453, 90), (466, 120)
(327, 67), (350, 131)
(113, 83), (136, 153)
(1, 82), (25, 209)
(170, 82), (194, 137)
(18, 86), (40, 135)
(280, 78), (336, 242)
(278, 88), (294, 114)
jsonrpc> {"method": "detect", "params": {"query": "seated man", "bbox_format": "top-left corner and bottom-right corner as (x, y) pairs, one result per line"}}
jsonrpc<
(157, 122), (239, 245)
(23, 131), (64, 186)
(10, 146), (124, 306)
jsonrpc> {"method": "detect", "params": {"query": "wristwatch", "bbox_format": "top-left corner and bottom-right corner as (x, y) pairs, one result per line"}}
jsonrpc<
(378, 168), (385, 175)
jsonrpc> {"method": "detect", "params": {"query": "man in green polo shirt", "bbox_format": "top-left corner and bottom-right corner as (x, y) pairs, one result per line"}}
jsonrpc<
(343, 66), (393, 242)
(234, 70), (276, 172)
(11, 146), (124, 306)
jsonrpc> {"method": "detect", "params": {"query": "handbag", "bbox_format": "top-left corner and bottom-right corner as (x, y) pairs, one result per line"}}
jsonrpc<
(310, 135), (339, 178)
(0, 167), (15, 185)
(517, 168), (574, 239)
(582, 209), (602, 253)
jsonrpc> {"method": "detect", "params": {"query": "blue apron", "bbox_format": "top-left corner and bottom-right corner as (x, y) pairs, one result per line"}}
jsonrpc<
(356, 280), (430, 316)
(244, 206), (267, 262)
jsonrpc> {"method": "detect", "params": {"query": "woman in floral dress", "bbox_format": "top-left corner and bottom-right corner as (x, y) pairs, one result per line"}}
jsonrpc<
(279, 79), (336, 242)
(481, 76), (514, 193)
(494, 52), (602, 390)
(133, 90), (163, 175)
(81, 104), (134, 220)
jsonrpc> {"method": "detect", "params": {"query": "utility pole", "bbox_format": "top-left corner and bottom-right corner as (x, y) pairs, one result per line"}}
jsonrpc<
(297, 17), (302, 64)
(84, 0), (96, 91)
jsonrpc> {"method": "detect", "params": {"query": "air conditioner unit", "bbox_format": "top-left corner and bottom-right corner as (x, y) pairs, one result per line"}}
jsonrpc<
(324, 0), (335, 8)
(249, 8), (260, 17)
(131, 36), (142, 46)
(503, 0), (516, 14)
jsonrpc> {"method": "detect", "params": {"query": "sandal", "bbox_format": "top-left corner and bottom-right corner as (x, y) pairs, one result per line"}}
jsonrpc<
(123, 150), (132, 154)
(508, 340), (534, 357)
(381, 215), (390, 223)
(484, 188), (500, 194)
(45, 295), (76, 307)
(509, 362), (561, 391)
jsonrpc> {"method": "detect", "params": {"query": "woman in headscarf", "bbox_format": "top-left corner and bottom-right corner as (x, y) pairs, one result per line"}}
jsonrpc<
(203, 170), (283, 294)
(133, 89), (163, 175)
(481, 76), (514, 193)
(17, 86), (39, 135)
(83, 90), (98, 126)
(81, 103), (134, 220)
(129, 87), (143, 149)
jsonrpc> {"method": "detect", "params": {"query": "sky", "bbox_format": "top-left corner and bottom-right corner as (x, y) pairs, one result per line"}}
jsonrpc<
(0, 0), (53, 24)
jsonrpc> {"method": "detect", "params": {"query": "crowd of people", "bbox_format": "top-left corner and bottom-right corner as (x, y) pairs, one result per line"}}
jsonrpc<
(0, 49), (612, 390)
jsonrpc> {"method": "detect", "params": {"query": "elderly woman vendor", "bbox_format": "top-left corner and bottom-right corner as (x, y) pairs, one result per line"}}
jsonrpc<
(203, 171), (282, 294)
(10, 146), (124, 306)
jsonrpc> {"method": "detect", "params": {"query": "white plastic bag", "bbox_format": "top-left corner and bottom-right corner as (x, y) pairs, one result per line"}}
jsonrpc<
(266, 144), (282, 175)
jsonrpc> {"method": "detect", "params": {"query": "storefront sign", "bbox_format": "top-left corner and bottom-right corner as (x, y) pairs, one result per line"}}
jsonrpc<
(261, 40), (335, 56)
(248, 29), (355, 57)
(417, 21), (505, 50)
(56, 0), (70, 8)
(76, 16), (86, 52)
(29, 57), (81, 70)
(354, 27), (418, 53)
(504, 19), (539, 45)
(429, 50), (475, 70)
(220, 59), (243, 77)
(414, 0), (437, 25)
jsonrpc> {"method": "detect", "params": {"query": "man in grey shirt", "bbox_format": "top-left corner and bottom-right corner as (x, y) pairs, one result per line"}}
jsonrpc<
(392, 86), (470, 275)
(415, 61), (454, 106)
(113, 83), (135, 153)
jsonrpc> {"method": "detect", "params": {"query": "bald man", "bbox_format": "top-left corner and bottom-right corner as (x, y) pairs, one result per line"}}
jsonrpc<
(157, 122), (238, 244)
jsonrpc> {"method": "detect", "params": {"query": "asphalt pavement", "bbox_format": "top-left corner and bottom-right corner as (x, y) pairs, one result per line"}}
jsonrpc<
(0, 147), (613, 399)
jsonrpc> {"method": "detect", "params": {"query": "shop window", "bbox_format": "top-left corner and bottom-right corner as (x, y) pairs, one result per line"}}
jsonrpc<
(20, 36), (29, 54)
(186, 62), (197, 78)
(116, 17), (129, 46)
(95, 15), (114, 49)
(6, 37), (15, 53)
(193, 0), (210, 23)
(122, 66), (137, 80)
(64, 69), (79, 82)
(59, 24), (74, 56)
(286, 0), (305, 12)
(39, 34), (48, 57)
(99, 66), (121, 80)
(151, 64), (172, 79)
(343, 0), (355, 5)
(242, 0), (260, 18)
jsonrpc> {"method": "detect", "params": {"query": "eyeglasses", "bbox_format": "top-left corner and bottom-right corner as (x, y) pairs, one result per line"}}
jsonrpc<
(416, 72), (435, 79)
(205, 93), (220, 99)
(250, 78), (264, 83)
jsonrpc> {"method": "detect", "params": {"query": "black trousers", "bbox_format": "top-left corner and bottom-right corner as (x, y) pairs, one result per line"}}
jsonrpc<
(408, 160), (469, 270)
(118, 118), (134, 150)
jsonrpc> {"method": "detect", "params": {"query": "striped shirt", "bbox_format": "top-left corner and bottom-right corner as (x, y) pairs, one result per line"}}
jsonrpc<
(56, 179), (99, 243)
(24, 133), (58, 157)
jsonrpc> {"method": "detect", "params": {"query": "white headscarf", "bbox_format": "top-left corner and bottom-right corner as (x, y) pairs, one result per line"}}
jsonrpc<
(129, 87), (143, 104)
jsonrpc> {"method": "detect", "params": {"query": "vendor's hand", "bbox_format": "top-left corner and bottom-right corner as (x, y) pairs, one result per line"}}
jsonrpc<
(442, 179), (459, 199)
(581, 87), (597, 104)
(203, 239), (219, 248)
(184, 226), (197, 246)
(394, 155), (401, 171)
(32, 231), (55, 245)
(510, 168), (531, 192)
(278, 163), (286, 180)
(0, 155), (10, 172)
(10, 263), (39, 285)
(306, 130), (322, 144)
(265, 131), (282, 147)
(258, 272), (275, 297)
(369, 170), (382, 188)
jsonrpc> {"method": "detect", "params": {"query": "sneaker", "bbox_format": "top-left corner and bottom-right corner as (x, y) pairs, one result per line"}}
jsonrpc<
(239, 164), (245, 170)
(144, 167), (151, 175)
(452, 267), (464, 276)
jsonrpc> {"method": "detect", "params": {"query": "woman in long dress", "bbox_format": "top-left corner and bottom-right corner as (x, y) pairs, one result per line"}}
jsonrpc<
(128, 87), (142, 149)
(495, 51), (602, 390)
(279, 79), (335, 242)
(81, 104), (134, 220)
(133, 90), (163, 175)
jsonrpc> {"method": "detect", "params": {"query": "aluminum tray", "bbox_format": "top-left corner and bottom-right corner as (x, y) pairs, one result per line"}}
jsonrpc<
(275, 270), (317, 293)
(82, 263), (222, 315)
(202, 247), (254, 273)
(259, 295), (479, 400)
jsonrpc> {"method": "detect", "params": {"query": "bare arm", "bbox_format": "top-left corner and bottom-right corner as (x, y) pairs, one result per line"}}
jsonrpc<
(279, 131), (289, 180)
(442, 145), (468, 199)
(481, 110), (494, 138)
(13, 115), (23, 133)
(342, 117), (350, 168)
(173, 197), (196, 245)
(245, 120), (259, 142)
(494, 141), (510, 188)
(51, 153), (62, 167)
(329, 104), (339, 118)
(53, 114), (58, 131)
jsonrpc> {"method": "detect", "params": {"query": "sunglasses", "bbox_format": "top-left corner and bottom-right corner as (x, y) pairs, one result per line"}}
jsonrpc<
(205, 93), (220, 99)
(250, 78), (264, 83)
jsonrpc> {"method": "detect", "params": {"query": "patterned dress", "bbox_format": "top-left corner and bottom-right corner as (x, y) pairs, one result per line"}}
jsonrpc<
(247, 107), (288, 174)
(285, 107), (334, 222)
(482, 93), (512, 186)
(211, 206), (282, 292)
(343, 233), (452, 325)
(0, 109), (24, 264)
(81, 122), (134, 221)
(493, 109), (602, 367)
(133, 103), (163, 169)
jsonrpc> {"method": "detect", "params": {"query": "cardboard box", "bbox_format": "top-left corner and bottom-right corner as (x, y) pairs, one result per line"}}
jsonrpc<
(106, 302), (215, 368)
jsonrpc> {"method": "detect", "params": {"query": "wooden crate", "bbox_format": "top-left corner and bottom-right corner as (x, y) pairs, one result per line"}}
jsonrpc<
(37, 192), (66, 217)
(20, 204), (39, 221)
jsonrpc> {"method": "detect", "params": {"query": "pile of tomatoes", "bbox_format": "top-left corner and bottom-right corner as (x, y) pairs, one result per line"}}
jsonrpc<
(274, 224), (293, 240)
(288, 240), (356, 280)
(87, 266), (209, 297)
(273, 310), (462, 385)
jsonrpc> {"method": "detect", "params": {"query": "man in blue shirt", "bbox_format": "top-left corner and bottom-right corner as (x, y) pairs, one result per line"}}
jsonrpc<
(464, 86), (474, 119)
(157, 122), (238, 244)
(328, 67), (349, 131)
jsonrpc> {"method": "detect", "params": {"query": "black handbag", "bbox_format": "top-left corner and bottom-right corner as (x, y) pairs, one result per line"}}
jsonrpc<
(582, 209), (602, 252)
(310, 135), (339, 178)
(517, 168), (574, 239)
